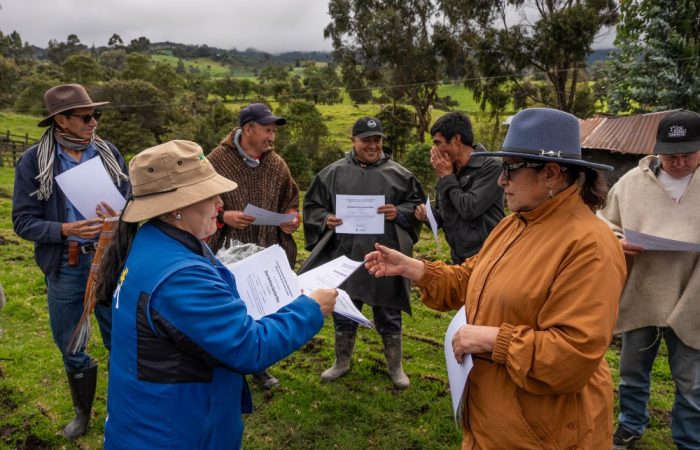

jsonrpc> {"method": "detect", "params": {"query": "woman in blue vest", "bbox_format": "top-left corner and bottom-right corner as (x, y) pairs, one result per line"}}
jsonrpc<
(96, 140), (337, 450)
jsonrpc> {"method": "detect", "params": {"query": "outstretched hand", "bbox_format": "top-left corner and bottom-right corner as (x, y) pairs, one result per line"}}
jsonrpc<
(364, 243), (425, 281)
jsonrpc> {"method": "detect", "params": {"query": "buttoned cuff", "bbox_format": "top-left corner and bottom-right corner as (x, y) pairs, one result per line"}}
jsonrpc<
(492, 322), (516, 364)
(414, 260), (439, 290)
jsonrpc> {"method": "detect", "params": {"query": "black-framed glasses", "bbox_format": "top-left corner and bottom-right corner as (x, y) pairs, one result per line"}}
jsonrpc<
(68, 109), (102, 123)
(501, 161), (544, 180)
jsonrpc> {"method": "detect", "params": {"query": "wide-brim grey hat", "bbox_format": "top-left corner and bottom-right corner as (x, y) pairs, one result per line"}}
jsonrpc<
(474, 107), (613, 172)
(38, 84), (109, 127)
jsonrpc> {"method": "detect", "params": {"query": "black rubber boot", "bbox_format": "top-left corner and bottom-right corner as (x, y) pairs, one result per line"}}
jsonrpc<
(251, 370), (280, 390)
(63, 364), (97, 439)
(321, 329), (357, 382)
(381, 333), (410, 389)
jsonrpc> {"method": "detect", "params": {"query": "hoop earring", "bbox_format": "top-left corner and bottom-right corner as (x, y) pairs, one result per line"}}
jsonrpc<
(175, 213), (182, 221)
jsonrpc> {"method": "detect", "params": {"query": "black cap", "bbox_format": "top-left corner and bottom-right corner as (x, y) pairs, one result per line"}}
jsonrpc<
(352, 116), (386, 139)
(654, 110), (700, 154)
(239, 103), (287, 127)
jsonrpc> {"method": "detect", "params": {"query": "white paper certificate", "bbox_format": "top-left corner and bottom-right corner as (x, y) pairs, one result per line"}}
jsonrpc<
(624, 228), (700, 252)
(425, 196), (440, 249)
(335, 194), (385, 234)
(225, 245), (300, 320)
(55, 157), (126, 219)
(243, 203), (297, 226)
(297, 255), (363, 292)
(445, 306), (473, 425)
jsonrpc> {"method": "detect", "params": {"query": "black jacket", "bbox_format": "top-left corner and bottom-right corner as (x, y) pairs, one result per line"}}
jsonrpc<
(433, 149), (504, 263)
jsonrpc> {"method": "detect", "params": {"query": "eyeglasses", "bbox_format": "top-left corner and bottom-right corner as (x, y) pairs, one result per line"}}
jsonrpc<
(68, 109), (102, 123)
(501, 161), (544, 180)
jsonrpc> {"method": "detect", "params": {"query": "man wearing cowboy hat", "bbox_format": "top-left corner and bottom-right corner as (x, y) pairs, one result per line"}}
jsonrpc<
(303, 116), (425, 389)
(598, 110), (700, 449)
(12, 83), (130, 439)
(207, 103), (299, 390)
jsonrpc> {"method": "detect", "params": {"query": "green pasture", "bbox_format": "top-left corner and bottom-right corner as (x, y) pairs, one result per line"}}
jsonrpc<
(0, 112), (44, 142)
(151, 53), (239, 78)
(0, 165), (676, 449)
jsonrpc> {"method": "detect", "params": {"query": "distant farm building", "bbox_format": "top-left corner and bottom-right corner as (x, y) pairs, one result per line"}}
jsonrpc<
(579, 110), (679, 185)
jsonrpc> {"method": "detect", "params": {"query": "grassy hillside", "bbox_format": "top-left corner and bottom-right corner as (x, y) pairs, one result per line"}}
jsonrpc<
(0, 112), (44, 142)
(151, 53), (257, 78)
(0, 166), (676, 449)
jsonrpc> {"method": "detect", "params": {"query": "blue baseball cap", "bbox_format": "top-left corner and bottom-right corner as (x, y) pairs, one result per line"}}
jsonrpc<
(239, 103), (287, 127)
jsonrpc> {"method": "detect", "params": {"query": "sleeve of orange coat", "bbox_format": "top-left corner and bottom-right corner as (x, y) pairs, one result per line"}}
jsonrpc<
(414, 255), (479, 312)
(491, 238), (625, 395)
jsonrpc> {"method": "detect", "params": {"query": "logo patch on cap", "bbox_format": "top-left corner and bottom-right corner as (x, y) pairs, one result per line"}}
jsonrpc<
(367, 119), (377, 128)
(668, 125), (687, 138)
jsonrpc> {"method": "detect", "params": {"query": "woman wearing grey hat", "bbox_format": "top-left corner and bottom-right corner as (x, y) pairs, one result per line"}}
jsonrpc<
(365, 108), (627, 449)
(95, 140), (336, 450)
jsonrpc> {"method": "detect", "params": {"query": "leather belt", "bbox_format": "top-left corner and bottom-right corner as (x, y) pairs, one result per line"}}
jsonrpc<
(66, 241), (97, 255)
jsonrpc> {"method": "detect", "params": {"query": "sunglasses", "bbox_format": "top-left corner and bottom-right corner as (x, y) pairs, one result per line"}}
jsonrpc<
(68, 109), (102, 123)
(501, 161), (545, 180)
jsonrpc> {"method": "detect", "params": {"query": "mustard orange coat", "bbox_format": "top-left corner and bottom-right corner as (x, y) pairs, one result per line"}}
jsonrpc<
(416, 185), (626, 450)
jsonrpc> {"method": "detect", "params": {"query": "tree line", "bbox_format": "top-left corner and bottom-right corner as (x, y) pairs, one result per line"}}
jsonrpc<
(1, 0), (697, 187)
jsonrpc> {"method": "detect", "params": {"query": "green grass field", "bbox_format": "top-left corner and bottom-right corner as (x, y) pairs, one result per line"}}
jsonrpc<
(0, 112), (44, 142)
(0, 164), (676, 449)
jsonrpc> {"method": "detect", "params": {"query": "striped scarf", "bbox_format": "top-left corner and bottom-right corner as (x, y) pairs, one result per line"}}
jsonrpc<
(31, 125), (129, 201)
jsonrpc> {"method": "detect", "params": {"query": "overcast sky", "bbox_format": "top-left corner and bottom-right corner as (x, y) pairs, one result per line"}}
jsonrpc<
(0, 0), (615, 54)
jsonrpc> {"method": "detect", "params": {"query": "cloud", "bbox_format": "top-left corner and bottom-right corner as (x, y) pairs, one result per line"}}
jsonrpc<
(0, 0), (334, 53)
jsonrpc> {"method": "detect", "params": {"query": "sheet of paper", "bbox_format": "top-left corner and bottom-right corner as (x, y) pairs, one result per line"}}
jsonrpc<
(335, 194), (385, 234)
(243, 203), (296, 226)
(225, 245), (300, 320)
(334, 289), (373, 328)
(425, 196), (440, 249)
(624, 228), (700, 252)
(445, 306), (473, 425)
(297, 255), (363, 292)
(297, 256), (372, 327)
(55, 157), (126, 219)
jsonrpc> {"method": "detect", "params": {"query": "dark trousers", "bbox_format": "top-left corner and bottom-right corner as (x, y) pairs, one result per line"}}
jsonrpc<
(333, 298), (402, 335)
(46, 252), (112, 372)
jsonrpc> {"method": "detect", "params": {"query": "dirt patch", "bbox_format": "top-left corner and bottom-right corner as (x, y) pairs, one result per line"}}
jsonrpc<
(0, 236), (19, 246)
(650, 407), (672, 427)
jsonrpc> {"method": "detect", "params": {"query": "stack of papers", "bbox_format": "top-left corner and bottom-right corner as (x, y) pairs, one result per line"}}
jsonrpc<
(225, 246), (373, 327)
(297, 255), (373, 327)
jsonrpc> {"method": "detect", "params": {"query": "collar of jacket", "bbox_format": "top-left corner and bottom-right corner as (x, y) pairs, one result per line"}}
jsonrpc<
(348, 149), (389, 167)
(151, 219), (216, 264)
(517, 183), (580, 225)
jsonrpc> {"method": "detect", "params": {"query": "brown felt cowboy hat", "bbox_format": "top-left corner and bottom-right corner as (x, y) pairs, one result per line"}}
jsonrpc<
(37, 84), (109, 127)
(122, 140), (237, 223)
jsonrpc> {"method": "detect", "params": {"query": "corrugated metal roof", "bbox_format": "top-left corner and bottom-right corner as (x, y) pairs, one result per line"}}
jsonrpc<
(580, 110), (679, 155)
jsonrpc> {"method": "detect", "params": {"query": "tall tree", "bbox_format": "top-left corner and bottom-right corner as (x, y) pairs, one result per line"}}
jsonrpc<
(441, 0), (618, 114)
(605, 0), (700, 113)
(325, 0), (459, 142)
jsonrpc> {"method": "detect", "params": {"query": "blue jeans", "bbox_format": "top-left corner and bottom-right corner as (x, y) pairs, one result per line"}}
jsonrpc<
(333, 299), (402, 336)
(618, 327), (700, 450)
(46, 252), (112, 373)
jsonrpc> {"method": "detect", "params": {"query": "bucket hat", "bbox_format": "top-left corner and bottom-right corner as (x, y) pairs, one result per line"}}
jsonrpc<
(37, 84), (109, 127)
(352, 117), (386, 139)
(474, 107), (613, 171)
(239, 103), (286, 127)
(654, 110), (700, 154)
(122, 140), (237, 223)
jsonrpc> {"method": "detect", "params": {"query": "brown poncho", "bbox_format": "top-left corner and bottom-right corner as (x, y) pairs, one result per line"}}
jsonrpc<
(208, 129), (299, 265)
